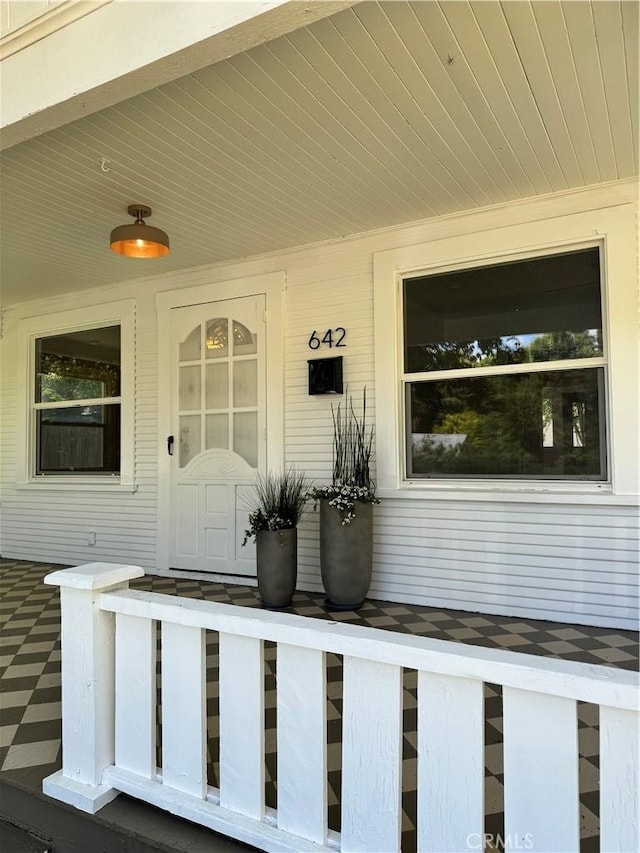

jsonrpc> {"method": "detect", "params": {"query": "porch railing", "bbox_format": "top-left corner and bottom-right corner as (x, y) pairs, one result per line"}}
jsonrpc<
(43, 563), (638, 853)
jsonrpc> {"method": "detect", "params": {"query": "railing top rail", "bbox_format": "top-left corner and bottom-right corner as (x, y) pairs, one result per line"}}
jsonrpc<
(101, 588), (638, 710)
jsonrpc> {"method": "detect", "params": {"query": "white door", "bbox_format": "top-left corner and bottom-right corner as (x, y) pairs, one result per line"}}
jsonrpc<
(168, 295), (265, 574)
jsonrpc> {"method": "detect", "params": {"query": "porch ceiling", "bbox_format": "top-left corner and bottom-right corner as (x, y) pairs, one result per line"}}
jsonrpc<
(1, 0), (637, 307)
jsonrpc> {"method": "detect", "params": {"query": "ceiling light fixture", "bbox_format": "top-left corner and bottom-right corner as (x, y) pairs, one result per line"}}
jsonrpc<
(110, 204), (170, 258)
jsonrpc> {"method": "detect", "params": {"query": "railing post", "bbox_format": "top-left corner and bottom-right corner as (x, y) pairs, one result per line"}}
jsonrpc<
(42, 562), (144, 813)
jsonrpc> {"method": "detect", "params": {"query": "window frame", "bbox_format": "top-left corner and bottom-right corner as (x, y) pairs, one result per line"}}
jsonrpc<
(373, 205), (638, 502)
(16, 300), (135, 490)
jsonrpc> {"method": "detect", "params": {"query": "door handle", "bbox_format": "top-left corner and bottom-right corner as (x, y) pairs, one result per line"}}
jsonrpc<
(167, 435), (174, 456)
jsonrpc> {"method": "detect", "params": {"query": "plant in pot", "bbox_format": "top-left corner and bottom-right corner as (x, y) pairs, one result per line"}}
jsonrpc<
(242, 468), (309, 609)
(309, 388), (380, 611)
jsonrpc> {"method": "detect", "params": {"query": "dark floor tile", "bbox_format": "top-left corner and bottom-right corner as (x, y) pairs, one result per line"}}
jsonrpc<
(580, 833), (600, 853)
(9, 653), (51, 668)
(485, 721), (504, 746)
(0, 706), (26, 726)
(28, 687), (61, 705)
(326, 718), (342, 743)
(403, 706), (417, 731)
(0, 678), (41, 694)
(402, 735), (417, 760)
(11, 719), (61, 745)
(485, 695), (503, 718)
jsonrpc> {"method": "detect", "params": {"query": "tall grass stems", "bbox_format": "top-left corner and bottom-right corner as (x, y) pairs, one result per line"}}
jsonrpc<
(332, 388), (374, 491)
(243, 468), (309, 542)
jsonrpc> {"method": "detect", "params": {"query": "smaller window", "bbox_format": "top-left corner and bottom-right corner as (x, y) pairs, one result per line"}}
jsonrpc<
(34, 326), (121, 474)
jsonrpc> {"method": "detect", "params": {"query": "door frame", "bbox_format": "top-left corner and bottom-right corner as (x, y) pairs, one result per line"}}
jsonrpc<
(155, 271), (285, 571)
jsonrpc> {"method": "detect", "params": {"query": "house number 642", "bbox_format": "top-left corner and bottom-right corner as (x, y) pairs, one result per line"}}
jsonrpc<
(308, 327), (346, 350)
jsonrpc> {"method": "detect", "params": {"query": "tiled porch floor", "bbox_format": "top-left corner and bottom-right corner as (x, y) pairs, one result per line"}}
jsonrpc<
(1, 558), (638, 852)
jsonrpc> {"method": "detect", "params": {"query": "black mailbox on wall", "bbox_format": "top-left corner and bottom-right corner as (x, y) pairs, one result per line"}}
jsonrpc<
(308, 356), (344, 395)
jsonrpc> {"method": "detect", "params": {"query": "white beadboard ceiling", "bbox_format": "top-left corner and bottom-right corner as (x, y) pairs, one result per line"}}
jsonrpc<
(1, 0), (637, 306)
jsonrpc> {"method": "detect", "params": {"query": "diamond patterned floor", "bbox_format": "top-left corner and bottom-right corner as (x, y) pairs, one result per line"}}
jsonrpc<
(1, 559), (637, 851)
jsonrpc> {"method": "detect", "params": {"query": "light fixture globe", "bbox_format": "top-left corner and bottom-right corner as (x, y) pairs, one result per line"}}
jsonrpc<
(110, 204), (170, 258)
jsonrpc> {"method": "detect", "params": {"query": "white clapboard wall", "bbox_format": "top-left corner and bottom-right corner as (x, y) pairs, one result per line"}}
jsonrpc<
(1, 184), (638, 628)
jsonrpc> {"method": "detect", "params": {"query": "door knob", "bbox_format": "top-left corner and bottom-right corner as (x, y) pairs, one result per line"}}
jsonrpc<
(167, 435), (174, 456)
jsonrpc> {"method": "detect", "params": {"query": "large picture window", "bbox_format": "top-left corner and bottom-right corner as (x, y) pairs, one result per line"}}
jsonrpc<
(34, 326), (121, 474)
(403, 247), (607, 480)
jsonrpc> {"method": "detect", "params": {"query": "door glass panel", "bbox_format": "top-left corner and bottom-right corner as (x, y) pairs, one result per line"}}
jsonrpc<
(205, 318), (229, 359)
(179, 365), (201, 410)
(179, 326), (201, 361)
(205, 362), (228, 409)
(179, 415), (201, 467)
(233, 360), (257, 408)
(232, 320), (257, 356)
(205, 414), (229, 450)
(234, 412), (257, 467)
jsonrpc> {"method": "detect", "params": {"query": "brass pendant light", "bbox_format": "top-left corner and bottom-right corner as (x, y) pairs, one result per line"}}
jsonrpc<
(110, 205), (170, 258)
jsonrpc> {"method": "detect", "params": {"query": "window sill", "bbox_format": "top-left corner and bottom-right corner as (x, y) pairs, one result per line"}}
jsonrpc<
(15, 479), (137, 493)
(377, 482), (638, 507)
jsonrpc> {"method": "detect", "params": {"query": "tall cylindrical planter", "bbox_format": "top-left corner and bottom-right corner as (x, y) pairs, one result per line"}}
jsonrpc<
(256, 528), (297, 609)
(320, 499), (373, 610)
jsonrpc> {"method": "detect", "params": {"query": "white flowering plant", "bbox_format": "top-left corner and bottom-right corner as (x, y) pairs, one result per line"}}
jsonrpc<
(242, 468), (309, 545)
(309, 481), (380, 526)
(308, 388), (380, 525)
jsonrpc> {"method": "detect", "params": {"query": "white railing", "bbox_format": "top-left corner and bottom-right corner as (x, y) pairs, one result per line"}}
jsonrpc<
(43, 563), (639, 853)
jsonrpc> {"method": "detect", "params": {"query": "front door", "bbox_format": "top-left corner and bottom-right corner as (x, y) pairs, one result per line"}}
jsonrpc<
(168, 295), (265, 574)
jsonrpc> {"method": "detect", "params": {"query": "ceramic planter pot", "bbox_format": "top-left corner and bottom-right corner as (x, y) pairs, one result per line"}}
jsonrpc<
(319, 499), (373, 610)
(256, 528), (297, 609)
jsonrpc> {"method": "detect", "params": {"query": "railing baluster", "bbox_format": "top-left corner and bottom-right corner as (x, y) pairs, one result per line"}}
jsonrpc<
(417, 672), (484, 852)
(161, 621), (206, 798)
(600, 705), (639, 852)
(503, 687), (580, 853)
(341, 656), (402, 853)
(115, 613), (156, 778)
(219, 633), (264, 819)
(277, 644), (327, 843)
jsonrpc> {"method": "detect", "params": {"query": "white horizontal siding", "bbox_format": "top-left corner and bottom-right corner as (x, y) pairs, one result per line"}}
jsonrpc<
(1, 183), (638, 627)
(0, 289), (159, 570)
(294, 499), (639, 628)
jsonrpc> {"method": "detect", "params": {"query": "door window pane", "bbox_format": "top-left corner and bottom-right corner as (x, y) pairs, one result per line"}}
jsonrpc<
(205, 318), (229, 358)
(404, 248), (602, 373)
(36, 326), (121, 402)
(179, 365), (201, 411)
(233, 412), (258, 468)
(233, 360), (257, 408)
(232, 320), (257, 355)
(37, 404), (120, 473)
(205, 363), (228, 409)
(205, 414), (229, 450)
(407, 368), (605, 479)
(179, 326), (201, 361)
(179, 415), (201, 467)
